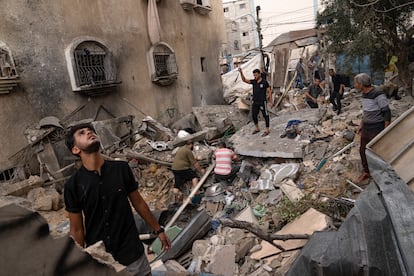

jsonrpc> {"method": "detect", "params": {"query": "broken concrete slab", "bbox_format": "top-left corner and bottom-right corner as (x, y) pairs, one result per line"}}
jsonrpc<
(27, 187), (60, 211)
(230, 109), (324, 158)
(206, 244), (236, 276)
(280, 179), (305, 202)
(251, 208), (332, 260)
(235, 206), (259, 225)
(0, 175), (43, 196)
(192, 105), (249, 130)
(169, 129), (208, 148)
(270, 163), (300, 185)
(84, 241), (126, 273)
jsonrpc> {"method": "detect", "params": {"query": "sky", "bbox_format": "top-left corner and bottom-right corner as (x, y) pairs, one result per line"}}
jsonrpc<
(224, 0), (317, 47)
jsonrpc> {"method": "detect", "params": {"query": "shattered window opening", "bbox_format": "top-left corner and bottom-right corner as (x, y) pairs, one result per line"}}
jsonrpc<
(149, 42), (178, 86)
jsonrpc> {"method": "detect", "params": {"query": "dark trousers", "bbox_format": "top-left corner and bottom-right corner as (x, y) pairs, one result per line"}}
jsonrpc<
(306, 100), (318, 108)
(360, 128), (383, 173)
(252, 102), (269, 128)
(329, 90), (341, 111)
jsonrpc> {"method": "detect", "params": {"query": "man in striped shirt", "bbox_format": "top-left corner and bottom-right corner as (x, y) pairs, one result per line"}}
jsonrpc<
(354, 73), (391, 184)
(213, 142), (239, 183)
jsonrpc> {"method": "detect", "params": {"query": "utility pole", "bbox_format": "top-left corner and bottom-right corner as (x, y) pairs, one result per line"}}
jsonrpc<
(256, 5), (266, 71)
(256, 5), (263, 53)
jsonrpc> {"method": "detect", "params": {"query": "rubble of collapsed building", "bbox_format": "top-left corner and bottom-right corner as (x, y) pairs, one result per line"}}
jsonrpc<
(1, 52), (414, 275)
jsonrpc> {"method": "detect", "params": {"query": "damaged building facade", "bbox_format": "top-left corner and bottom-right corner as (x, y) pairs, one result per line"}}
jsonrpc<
(0, 0), (226, 171)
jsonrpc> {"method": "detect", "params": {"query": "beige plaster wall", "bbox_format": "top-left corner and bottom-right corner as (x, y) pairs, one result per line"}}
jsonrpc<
(0, 0), (226, 169)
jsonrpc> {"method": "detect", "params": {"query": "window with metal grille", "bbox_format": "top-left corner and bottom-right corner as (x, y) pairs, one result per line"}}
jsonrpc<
(149, 43), (178, 85)
(74, 42), (109, 86)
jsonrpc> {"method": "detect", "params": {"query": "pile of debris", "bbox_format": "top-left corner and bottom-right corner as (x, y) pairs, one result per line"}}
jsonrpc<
(0, 88), (413, 275)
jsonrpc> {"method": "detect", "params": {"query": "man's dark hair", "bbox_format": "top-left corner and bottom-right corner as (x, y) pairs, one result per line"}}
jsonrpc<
(65, 123), (96, 152)
(217, 141), (226, 148)
(253, 69), (261, 74)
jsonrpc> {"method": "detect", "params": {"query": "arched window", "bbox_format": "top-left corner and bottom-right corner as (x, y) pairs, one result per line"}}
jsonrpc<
(65, 37), (118, 95)
(0, 41), (19, 94)
(147, 42), (178, 86)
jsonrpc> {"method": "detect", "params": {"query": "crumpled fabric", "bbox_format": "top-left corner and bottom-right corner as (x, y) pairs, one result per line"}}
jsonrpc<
(147, 0), (163, 45)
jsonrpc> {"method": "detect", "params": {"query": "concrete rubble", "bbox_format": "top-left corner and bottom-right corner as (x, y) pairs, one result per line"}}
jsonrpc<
(1, 85), (413, 275)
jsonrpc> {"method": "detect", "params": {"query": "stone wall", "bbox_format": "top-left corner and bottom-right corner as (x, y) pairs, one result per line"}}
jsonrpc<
(0, 0), (226, 169)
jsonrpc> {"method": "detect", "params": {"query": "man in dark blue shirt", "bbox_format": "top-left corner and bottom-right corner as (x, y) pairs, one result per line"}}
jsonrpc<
(329, 68), (345, 114)
(305, 77), (323, 108)
(239, 67), (273, 136)
(64, 123), (171, 275)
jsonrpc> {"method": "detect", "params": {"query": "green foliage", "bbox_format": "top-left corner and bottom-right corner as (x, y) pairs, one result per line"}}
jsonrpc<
(318, 0), (414, 78)
(275, 195), (328, 224)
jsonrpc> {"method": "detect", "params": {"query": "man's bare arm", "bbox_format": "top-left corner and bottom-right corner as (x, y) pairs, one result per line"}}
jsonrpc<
(129, 190), (171, 251)
(68, 212), (85, 247)
(238, 68), (251, 84)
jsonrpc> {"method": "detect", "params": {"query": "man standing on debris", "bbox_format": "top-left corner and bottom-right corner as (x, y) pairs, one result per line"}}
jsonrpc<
(239, 67), (273, 137)
(64, 123), (171, 276)
(213, 141), (239, 183)
(328, 68), (345, 115)
(354, 73), (391, 183)
(295, 58), (305, 88)
(172, 140), (205, 196)
(305, 77), (323, 108)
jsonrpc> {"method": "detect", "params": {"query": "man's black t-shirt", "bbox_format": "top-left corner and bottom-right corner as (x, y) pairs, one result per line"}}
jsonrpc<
(331, 74), (343, 92)
(64, 160), (144, 266)
(250, 79), (269, 104)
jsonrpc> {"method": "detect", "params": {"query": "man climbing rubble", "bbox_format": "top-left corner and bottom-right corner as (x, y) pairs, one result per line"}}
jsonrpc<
(64, 123), (170, 276)
(328, 68), (345, 115)
(171, 140), (205, 199)
(213, 141), (239, 184)
(239, 67), (273, 137)
(354, 73), (391, 184)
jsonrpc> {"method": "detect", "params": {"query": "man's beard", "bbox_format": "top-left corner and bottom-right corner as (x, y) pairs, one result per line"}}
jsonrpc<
(83, 140), (101, 154)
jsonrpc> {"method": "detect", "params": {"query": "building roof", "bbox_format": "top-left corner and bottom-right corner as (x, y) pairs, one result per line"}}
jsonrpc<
(266, 28), (317, 48)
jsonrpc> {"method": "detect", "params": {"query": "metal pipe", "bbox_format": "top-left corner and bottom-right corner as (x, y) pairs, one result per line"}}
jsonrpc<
(165, 164), (214, 230)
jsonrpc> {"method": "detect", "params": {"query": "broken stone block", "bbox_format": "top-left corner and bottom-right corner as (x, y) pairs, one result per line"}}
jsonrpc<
(206, 244), (236, 276)
(251, 208), (332, 261)
(192, 240), (211, 257)
(235, 206), (259, 225)
(265, 189), (283, 205)
(169, 129), (209, 148)
(235, 237), (256, 262)
(0, 175), (43, 197)
(27, 187), (60, 211)
(0, 195), (32, 209)
(280, 179), (305, 202)
(269, 163), (300, 186)
(85, 241), (126, 273)
(224, 228), (246, 245)
(164, 260), (187, 273)
(249, 244), (262, 253)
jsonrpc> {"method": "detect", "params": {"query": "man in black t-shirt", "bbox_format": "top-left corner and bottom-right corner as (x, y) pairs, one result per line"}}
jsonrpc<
(329, 68), (345, 114)
(64, 123), (171, 276)
(239, 67), (273, 137)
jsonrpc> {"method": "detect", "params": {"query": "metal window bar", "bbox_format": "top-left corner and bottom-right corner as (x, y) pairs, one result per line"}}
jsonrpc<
(0, 168), (15, 184)
(153, 48), (177, 77)
(74, 47), (108, 86)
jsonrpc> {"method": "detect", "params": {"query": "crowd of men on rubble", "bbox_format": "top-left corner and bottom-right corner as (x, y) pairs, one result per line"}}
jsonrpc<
(61, 54), (392, 274)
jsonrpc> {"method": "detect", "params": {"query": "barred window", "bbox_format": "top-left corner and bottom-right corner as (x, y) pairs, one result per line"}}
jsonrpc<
(65, 37), (118, 95)
(148, 42), (178, 86)
(74, 42), (109, 86)
(0, 41), (19, 94)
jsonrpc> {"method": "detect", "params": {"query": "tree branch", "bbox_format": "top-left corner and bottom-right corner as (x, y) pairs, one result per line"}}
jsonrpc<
(218, 218), (310, 252)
